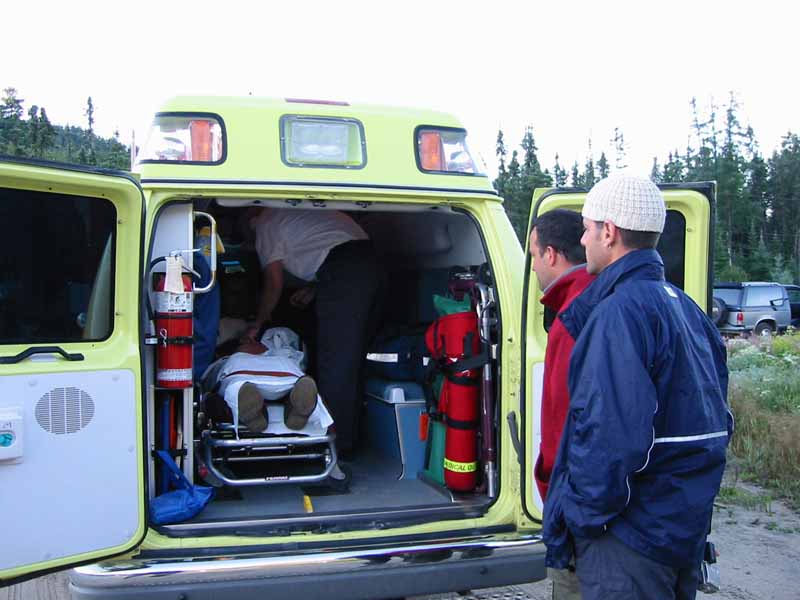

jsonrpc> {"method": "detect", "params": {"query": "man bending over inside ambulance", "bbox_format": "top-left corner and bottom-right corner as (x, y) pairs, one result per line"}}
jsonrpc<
(245, 208), (382, 463)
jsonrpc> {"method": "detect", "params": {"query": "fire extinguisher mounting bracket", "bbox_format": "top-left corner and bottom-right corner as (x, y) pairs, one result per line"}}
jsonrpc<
(192, 211), (217, 294)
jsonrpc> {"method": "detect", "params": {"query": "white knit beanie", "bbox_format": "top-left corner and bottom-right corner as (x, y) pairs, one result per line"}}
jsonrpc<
(582, 175), (666, 233)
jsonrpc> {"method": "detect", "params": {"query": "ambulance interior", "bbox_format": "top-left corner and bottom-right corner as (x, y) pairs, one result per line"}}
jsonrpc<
(147, 199), (502, 532)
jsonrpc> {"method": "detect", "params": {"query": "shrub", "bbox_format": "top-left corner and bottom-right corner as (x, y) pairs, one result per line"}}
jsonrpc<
(727, 331), (800, 507)
(772, 331), (800, 358)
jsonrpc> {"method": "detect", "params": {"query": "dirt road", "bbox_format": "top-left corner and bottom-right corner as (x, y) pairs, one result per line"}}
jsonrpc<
(4, 477), (798, 600)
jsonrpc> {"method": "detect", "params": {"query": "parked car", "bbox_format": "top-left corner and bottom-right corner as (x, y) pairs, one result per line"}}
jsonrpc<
(784, 284), (800, 328)
(712, 282), (792, 336)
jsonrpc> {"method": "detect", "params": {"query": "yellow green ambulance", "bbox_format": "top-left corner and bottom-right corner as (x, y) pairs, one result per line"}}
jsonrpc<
(0, 96), (714, 599)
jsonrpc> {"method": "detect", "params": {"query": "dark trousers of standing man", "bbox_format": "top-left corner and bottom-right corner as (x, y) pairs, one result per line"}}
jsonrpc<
(314, 240), (382, 454)
(574, 532), (700, 600)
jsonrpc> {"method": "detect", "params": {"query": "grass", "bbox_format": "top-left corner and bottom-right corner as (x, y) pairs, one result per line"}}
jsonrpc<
(726, 331), (800, 509)
(717, 485), (773, 512)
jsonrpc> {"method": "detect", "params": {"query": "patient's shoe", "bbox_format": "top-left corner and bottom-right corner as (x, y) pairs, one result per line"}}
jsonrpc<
(285, 375), (318, 430)
(237, 383), (267, 432)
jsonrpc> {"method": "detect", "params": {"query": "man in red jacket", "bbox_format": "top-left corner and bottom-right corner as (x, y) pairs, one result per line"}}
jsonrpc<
(530, 208), (595, 599)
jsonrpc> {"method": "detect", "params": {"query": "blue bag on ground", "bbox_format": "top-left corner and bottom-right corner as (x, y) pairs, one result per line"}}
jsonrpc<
(150, 450), (214, 525)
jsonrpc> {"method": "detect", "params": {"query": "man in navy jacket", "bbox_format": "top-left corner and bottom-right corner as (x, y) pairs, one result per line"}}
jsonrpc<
(543, 175), (733, 599)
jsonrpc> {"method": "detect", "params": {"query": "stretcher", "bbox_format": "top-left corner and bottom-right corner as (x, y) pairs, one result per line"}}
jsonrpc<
(200, 395), (338, 487)
(198, 342), (338, 487)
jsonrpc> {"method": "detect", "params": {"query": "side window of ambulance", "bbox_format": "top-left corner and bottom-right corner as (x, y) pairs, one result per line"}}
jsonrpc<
(658, 210), (686, 290)
(0, 187), (116, 344)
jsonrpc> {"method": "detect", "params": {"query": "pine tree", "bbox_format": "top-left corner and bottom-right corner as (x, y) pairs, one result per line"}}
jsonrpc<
(508, 150), (520, 180)
(662, 150), (684, 183)
(612, 127), (627, 170)
(771, 254), (796, 284)
(553, 154), (567, 187)
(85, 97), (95, 135)
(0, 87), (26, 154)
(650, 157), (662, 183)
(714, 225), (731, 279)
(687, 99), (715, 182)
(508, 127), (553, 243)
(521, 126), (541, 175)
(503, 150), (523, 239)
(26, 105), (40, 156)
(496, 130), (507, 175)
(744, 127), (770, 267)
(570, 161), (581, 187)
(597, 152), (610, 179)
(493, 129), (509, 198)
(37, 108), (56, 158)
(1, 87), (24, 119)
(767, 132), (800, 279)
(746, 227), (772, 280)
(718, 93), (747, 269)
(582, 140), (596, 188)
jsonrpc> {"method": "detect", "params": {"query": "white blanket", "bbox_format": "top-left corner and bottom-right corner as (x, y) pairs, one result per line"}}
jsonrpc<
(221, 377), (333, 437)
(203, 328), (333, 437)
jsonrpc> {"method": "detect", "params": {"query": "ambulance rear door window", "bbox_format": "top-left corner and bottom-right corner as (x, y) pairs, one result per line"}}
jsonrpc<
(659, 210), (686, 290)
(0, 187), (116, 344)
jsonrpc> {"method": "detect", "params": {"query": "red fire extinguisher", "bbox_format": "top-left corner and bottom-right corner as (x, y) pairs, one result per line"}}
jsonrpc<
(152, 269), (194, 389)
(426, 311), (483, 492)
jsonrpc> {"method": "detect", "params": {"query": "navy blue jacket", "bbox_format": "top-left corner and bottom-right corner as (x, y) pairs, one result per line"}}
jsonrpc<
(543, 249), (732, 569)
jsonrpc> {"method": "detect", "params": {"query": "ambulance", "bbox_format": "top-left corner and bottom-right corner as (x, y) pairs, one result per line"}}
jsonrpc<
(0, 96), (715, 599)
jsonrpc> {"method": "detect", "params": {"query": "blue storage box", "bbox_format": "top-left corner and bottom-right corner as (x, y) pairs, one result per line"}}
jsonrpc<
(365, 379), (427, 480)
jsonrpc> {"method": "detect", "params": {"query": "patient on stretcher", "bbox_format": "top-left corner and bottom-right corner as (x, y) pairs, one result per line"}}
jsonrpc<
(201, 327), (334, 436)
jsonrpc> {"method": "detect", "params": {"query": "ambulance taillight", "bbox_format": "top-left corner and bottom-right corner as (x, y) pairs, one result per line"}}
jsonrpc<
(136, 113), (225, 166)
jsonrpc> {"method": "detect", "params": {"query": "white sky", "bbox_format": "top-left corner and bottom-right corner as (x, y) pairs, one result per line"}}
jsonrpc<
(4, 0), (799, 178)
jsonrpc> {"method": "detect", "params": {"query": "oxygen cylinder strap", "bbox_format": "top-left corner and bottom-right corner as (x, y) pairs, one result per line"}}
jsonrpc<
(444, 416), (480, 430)
(422, 355), (443, 416)
(160, 336), (195, 346)
(440, 349), (490, 377)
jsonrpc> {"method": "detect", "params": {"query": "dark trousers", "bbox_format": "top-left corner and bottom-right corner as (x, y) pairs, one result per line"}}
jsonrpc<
(574, 532), (699, 600)
(315, 240), (383, 453)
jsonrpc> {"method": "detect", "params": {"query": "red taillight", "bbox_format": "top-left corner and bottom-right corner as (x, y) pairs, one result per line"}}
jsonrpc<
(190, 119), (212, 162)
(419, 131), (444, 171)
(736, 312), (744, 325)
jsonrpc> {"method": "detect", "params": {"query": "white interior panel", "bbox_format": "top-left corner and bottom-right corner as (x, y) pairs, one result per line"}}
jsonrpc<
(0, 370), (140, 570)
(149, 203), (193, 271)
(529, 362), (544, 512)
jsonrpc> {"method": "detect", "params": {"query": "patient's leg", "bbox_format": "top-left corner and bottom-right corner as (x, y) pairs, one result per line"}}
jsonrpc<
(238, 383), (267, 431)
(284, 375), (318, 430)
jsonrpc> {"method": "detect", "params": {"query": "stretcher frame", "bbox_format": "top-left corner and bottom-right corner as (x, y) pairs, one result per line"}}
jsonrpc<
(200, 422), (337, 487)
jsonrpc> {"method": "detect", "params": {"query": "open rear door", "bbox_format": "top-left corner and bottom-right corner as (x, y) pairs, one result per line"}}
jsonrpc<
(520, 182), (715, 520)
(0, 158), (146, 584)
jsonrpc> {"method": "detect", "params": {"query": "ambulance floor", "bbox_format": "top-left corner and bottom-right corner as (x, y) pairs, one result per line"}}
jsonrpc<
(192, 450), (454, 522)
